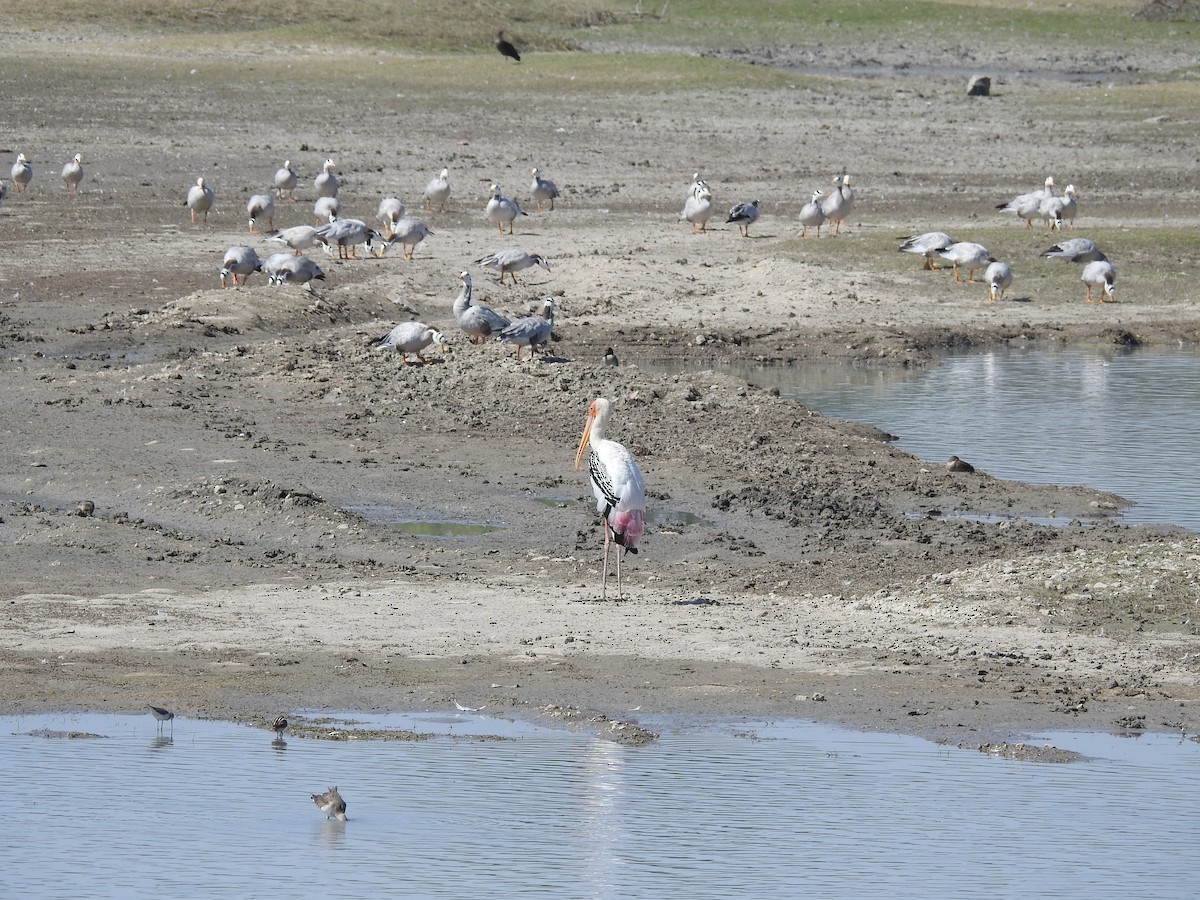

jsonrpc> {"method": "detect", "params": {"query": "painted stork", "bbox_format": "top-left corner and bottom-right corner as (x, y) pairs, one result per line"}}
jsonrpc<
(575, 397), (646, 600)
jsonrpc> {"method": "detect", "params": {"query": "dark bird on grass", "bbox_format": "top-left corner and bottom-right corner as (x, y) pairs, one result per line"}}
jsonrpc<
(495, 31), (521, 62)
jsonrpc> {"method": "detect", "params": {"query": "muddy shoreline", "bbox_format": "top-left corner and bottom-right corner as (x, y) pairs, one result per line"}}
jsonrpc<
(2, 24), (1199, 748)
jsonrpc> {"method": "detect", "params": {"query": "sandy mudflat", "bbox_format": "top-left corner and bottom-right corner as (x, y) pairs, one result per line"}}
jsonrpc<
(1, 19), (1198, 746)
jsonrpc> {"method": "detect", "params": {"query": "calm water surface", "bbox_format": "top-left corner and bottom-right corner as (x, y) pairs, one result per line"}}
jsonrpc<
(655, 345), (1200, 531)
(5, 712), (1199, 898)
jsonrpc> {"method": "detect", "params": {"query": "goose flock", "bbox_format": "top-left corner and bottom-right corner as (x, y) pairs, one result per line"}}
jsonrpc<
(901, 174), (1114, 304)
(1, 142), (1120, 383)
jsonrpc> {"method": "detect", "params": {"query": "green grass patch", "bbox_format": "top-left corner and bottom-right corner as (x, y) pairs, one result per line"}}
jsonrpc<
(18, 0), (1199, 57)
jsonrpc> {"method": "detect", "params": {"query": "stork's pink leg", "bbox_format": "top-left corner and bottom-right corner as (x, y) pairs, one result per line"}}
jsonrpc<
(601, 526), (611, 600)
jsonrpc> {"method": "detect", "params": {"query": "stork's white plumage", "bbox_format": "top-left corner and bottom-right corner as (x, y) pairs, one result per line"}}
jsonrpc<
(575, 397), (646, 600)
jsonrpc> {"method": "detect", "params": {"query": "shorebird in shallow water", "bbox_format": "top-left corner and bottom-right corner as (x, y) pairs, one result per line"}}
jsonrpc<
(311, 786), (348, 822)
(148, 704), (175, 733)
(272, 715), (288, 735)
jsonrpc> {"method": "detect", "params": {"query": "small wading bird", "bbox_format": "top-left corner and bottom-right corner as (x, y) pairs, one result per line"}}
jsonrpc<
(272, 716), (288, 735)
(148, 704), (175, 733)
(725, 199), (759, 237)
(498, 298), (553, 360)
(452, 272), (510, 344)
(378, 321), (446, 366)
(186, 176), (214, 224)
(575, 397), (646, 600)
(476, 247), (550, 285)
(311, 787), (347, 822)
(495, 30), (520, 62)
(946, 455), (975, 473)
(61, 153), (84, 195)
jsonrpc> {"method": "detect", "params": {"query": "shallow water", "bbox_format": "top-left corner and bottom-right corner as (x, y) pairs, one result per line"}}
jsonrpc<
(653, 345), (1200, 531)
(6, 712), (1199, 898)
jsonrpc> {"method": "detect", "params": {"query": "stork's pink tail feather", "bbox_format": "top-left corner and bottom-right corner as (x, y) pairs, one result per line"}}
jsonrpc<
(611, 508), (644, 553)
